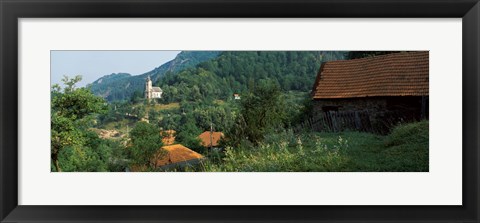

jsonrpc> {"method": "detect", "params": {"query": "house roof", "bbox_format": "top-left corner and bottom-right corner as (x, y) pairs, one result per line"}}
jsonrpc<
(129, 144), (203, 171)
(198, 131), (224, 147)
(152, 87), (162, 92)
(156, 144), (204, 167)
(311, 52), (429, 99)
(160, 130), (176, 145)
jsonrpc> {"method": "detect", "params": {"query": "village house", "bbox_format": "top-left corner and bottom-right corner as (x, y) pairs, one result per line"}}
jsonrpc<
(160, 130), (176, 145)
(129, 144), (204, 171)
(198, 131), (224, 151)
(310, 51), (429, 132)
(155, 144), (204, 170)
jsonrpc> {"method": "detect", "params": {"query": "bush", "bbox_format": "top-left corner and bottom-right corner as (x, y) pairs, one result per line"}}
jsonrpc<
(380, 121), (429, 171)
(385, 120), (429, 147)
(226, 80), (286, 145)
(58, 145), (107, 172)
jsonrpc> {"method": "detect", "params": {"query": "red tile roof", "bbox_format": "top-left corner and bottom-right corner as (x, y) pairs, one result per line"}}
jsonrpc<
(130, 144), (203, 171)
(311, 52), (429, 99)
(160, 130), (176, 145)
(198, 131), (224, 147)
(156, 144), (204, 166)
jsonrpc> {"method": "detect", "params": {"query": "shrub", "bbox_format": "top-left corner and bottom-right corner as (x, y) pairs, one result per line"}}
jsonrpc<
(381, 121), (429, 171)
(384, 120), (429, 147)
(227, 80), (286, 145)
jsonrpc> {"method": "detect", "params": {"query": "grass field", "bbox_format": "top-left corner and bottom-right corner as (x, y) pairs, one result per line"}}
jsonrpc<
(152, 102), (180, 111)
(101, 119), (136, 134)
(201, 121), (429, 172)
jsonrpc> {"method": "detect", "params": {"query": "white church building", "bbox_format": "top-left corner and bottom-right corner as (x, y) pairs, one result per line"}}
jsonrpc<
(145, 76), (163, 100)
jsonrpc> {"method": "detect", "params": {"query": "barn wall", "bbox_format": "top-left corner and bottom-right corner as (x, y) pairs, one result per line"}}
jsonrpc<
(313, 97), (386, 112)
(313, 97), (383, 121)
(311, 96), (426, 133)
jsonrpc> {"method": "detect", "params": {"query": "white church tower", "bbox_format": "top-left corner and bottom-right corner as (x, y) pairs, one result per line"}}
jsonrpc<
(145, 76), (163, 100)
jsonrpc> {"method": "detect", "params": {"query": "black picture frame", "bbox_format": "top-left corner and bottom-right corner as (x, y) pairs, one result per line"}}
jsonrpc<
(1, 0), (479, 222)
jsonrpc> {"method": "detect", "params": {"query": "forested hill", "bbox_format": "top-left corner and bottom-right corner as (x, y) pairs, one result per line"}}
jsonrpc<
(89, 51), (221, 102)
(157, 51), (345, 103)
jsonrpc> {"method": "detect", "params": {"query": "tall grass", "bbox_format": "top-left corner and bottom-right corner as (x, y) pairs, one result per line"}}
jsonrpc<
(201, 121), (429, 172)
(203, 130), (351, 172)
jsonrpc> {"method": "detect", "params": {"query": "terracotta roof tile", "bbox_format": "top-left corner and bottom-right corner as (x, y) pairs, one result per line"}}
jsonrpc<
(156, 144), (204, 166)
(198, 131), (224, 147)
(311, 52), (429, 99)
(160, 130), (176, 145)
(129, 144), (203, 171)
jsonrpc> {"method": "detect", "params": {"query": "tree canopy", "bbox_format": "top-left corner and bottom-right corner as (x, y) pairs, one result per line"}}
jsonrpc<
(51, 75), (107, 172)
(345, 51), (399, 59)
(127, 121), (165, 170)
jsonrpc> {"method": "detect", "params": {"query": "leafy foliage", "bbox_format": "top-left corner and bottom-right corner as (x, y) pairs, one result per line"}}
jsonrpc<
(227, 80), (286, 145)
(174, 113), (203, 152)
(127, 122), (165, 169)
(51, 75), (108, 172)
(345, 51), (399, 59)
(58, 131), (126, 172)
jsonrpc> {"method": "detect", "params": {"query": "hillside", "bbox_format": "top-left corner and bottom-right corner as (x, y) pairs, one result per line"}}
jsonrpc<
(52, 51), (429, 173)
(92, 73), (131, 85)
(157, 51), (345, 103)
(89, 51), (221, 101)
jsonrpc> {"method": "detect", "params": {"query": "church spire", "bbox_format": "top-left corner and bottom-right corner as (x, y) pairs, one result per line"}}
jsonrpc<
(145, 75), (153, 100)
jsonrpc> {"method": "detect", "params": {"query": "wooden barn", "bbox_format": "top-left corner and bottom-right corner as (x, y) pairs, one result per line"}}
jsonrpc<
(310, 51), (429, 133)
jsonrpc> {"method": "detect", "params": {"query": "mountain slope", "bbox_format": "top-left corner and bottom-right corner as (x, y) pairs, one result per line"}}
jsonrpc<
(89, 51), (221, 102)
(157, 51), (345, 103)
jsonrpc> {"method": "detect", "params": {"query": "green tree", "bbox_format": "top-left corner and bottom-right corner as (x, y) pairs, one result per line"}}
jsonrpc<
(176, 114), (202, 151)
(128, 122), (165, 170)
(57, 131), (116, 172)
(51, 113), (85, 171)
(51, 75), (107, 172)
(130, 90), (144, 103)
(345, 51), (398, 59)
(228, 80), (286, 145)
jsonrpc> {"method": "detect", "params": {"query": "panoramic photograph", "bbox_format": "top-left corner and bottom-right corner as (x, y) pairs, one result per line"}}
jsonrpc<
(51, 51), (429, 172)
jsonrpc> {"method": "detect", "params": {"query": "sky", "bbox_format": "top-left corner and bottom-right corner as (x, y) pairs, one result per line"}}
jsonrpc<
(51, 51), (181, 87)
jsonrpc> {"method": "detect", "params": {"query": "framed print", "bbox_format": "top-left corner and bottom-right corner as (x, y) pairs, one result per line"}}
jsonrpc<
(1, 0), (479, 222)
